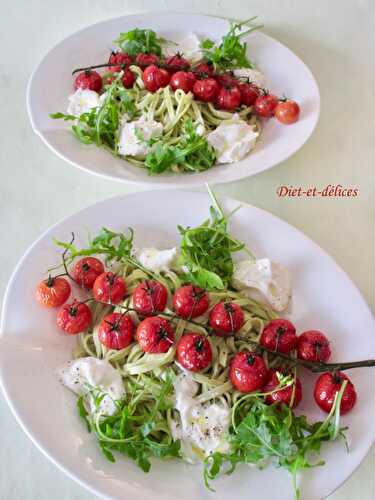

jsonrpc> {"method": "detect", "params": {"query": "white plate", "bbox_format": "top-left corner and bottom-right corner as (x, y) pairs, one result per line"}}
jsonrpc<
(27, 13), (320, 188)
(1, 190), (374, 500)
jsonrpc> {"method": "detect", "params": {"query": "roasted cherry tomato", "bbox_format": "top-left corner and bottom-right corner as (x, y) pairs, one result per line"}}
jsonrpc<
(177, 333), (212, 372)
(229, 351), (268, 393)
(108, 51), (133, 72)
(74, 70), (102, 92)
(209, 302), (244, 336)
(170, 71), (196, 93)
(238, 82), (259, 106)
(35, 276), (71, 308)
(143, 64), (170, 92)
(92, 272), (126, 304)
(72, 257), (104, 289)
(263, 369), (302, 408)
(136, 316), (175, 353)
(259, 319), (298, 354)
(98, 312), (134, 350)
(254, 93), (279, 118)
(274, 100), (300, 124)
(136, 53), (160, 67)
(133, 280), (168, 316)
(314, 372), (357, 415)
(194, 62), (214, 75)
(297, 330), (331, 363)
(173, 285), (209, 319)
(122, 68), (136, 88)
(217, 86), (242, 111)
(57, 300), (92, 334)
(193, 78), (220, 103)
(215, 72), (238, 87)
(166, 54), (190, 74)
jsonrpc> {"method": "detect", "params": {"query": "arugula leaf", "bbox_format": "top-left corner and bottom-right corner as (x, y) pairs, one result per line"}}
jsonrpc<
(114, 28), (163, 56)
(77, 396), (91, 433)
(50, 112), (76, 121)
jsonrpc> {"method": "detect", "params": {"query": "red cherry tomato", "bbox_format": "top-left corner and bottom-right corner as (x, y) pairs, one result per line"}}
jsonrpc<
(122, 68), (136, 88)
(98, 312), (134, 350)
(194, 62), (214, 75)
(209, 302), (244, 336)
(217, 86), (242, 111)
(254, 93), (279, 118)
(166, 54), (190, 74)
(72, 257), (104, 289)
(177, 333), (212, 372)
(35, 276), (71, 308)
(172, 285), (209, 319)
(193, 78), (220, 103)
(297, 330), (331, 363)
(92, 272), (126, 304)
(263, 369), (302, 408)
(136, 53), (160, 67)
(143, 64), (170, 92)
(229, 351), (268, 393)
(136, 316), (175, 353)
(74, 70), (102, 92)
(238, 82), (259, 106)
(170, 71), (196, 93)
(108, 51), (133, 72)
(215, 72), (238, 87)
(259, 319), (298, 354)
(133, 280), (168, 316)
(57, 300), (92, 334)
(274, 100), (300, 124)
(314, 372), (357, 415)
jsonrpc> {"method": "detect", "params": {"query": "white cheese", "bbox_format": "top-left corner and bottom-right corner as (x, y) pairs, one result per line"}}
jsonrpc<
(207, 116), (258, 164)
(134, 247), (178, 273)
(170, 372), (230, 462)
(58, 357), (125, 416)
(118, 116), (163, 158)
(233, 68), (265, 88)
(67, 88), (101, 117)
(232, 258), (292, 312)
(164, 32), (202, 62)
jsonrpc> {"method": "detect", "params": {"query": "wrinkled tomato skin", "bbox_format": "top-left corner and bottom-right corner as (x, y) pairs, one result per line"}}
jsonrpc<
(98, 312), (134, 350)
(122, 68), (136, 88)
(254, 93), (279, 118)
(170, 71), (196, 93)
(133, 280), (168, 316)
(209, 302), (244, 336)
(57, 300), (92, 334)
(263, 369), (302, 408)
(108, 52), (133, 72)
(229, 351), (268, 393)
(314, 372), (357, 415)
(173, 285), (209, 319)
(136, 53), (160, 67)
(92, 272), (127, 304)
(217, 86), (242, 111)
(297, 330), (331, 363)
(177, 333), (212, 372)
(74, 70), (102, 92)
(194, 62), (214, 75)
(193, 78), (220, 103)
(72, 257), (104, 289)
(35, 277), (71, 308)
(259, 319), (298, 354)
(238, 82), (259, 106)
(136, 316), (175, 353)
(166, 54), (190, 74)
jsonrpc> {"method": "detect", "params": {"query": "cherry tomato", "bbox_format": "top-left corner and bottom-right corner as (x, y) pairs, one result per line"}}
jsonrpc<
(121, 68), (136, 88)
(254, 93), (279, 118)
(166, 54), (190, 74)
(72, 257), (104, 289)
(57, 300), (92, 334)
(193, 78), (220, 103)
(143, 64), (170, 92)
(177, 333), (212, 372)
(136, 53), (160, 67)
(209, 302), (244, 336)
(229, 351), (268, 393)
(35, 276), (71, 308)
(136, 316), (175, 353)
(74, 70), (102, 92)
(133, 280), (168, 316)
(172, 285), (209, 319)
(217, 86), (242, 111)
(314, 372), (357, 415)
(92, 272), (126, 304)
(259, 319), (298, 354)
(170, 71), (196, 93)
(194, 62), (214, 75)
(263, 369), (302, 408)
(274, 100), (300, 124)
(238, 82), (259, 106)
(108, 51), (133, 72)
(215, 72), (238, 87)
(297, 330), (331, 363)
(98, 312), (134, 350)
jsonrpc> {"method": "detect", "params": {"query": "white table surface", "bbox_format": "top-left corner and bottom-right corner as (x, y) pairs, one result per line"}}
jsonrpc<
(1, 1), (374, 499)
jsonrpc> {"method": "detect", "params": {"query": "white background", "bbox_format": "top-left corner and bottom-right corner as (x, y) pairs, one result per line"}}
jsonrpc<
(0, 1), (374, 499)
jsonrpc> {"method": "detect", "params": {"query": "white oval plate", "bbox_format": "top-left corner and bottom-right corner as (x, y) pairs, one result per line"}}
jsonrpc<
(27, 13), (320, 188)
(1, 190), (374, 500)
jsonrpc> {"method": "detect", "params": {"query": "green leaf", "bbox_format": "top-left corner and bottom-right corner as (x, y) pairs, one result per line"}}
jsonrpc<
(114, 28), (163, 56)
(200, 38), (215, 49)
(77, 396), (91, 433)
(50, 112), (76, 121)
